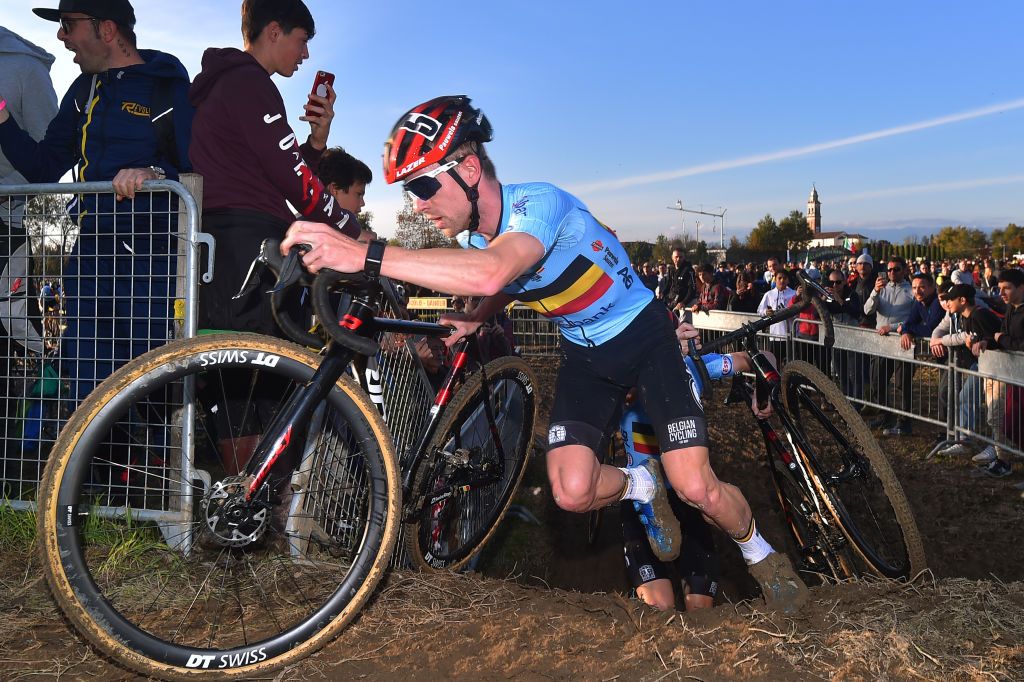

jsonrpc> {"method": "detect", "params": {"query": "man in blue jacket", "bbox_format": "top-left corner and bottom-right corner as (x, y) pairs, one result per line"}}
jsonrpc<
(879, 272), (942, 436)
(0, 0), (194, 400)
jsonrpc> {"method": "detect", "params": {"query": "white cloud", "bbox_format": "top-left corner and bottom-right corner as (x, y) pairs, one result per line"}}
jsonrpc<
(566, 98), (1024, 194)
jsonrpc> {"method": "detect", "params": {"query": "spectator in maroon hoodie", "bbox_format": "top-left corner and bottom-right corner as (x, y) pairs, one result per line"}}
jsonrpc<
(187, 0), (362, 484)
(189, 0), (361, 337)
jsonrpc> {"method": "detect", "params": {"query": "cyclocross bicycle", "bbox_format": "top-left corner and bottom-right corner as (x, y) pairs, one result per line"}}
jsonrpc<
(695, 271), (926, 582)
(36, 240), (537, 679)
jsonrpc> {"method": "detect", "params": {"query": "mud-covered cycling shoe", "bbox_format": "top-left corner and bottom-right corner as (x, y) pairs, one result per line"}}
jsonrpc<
(632, 459), (681, 562)
(748, 552), (809, 613)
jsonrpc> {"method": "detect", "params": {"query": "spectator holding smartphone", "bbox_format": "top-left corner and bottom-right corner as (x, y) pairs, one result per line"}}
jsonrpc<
(188, 0), (362, 483)
(189, 0), (361, 337)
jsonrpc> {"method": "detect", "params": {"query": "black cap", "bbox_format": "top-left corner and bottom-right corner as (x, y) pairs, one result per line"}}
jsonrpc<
(940, 283), (975, 302)
(34, 0), (136, 27)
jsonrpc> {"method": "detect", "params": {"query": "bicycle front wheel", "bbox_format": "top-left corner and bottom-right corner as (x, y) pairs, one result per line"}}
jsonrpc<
(406, 356), (537, 571)
(37, 334), (401, 680)
(781, 360), (926, 579)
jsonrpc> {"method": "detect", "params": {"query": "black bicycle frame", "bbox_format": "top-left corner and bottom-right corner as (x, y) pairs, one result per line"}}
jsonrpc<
(237, 297), (505, 524)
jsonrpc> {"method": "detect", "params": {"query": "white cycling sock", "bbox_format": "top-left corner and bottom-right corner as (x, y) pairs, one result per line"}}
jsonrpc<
(735, 518), (774, 565)
(618, 465), (655, 504)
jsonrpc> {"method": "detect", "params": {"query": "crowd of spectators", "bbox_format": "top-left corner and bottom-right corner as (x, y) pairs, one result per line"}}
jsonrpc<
(632, 250), (1024, 491)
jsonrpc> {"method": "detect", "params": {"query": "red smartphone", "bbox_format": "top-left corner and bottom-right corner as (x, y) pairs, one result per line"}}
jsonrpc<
(310, 70), (335, 99)
(307, 71), (335, 117)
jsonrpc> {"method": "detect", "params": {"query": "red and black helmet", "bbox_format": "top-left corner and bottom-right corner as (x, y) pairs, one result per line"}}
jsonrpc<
(383, 95), (493, 184)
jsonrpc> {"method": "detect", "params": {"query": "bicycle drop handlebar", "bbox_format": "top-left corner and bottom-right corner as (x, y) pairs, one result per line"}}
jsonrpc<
(686, 270), (836, 400)
(234, 238), (382, 355)
(235, 238), (457, 356)
(699, 269), (836, 356)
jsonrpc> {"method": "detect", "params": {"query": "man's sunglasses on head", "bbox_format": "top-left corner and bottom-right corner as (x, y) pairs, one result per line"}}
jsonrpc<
(403, 158), (461, 201)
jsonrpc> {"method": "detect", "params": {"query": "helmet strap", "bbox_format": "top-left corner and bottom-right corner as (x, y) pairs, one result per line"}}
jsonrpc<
(447, 168), (482, 234)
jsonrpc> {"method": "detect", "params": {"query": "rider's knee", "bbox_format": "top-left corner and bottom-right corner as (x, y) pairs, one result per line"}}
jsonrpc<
(550, 471), (596, 513)
(637, 581), (675, 611)
(676, 476), (721, 512)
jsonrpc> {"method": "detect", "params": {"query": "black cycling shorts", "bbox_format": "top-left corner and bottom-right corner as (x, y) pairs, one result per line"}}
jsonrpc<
(548, 299), (707, 453)
(621, 495), (720, 599)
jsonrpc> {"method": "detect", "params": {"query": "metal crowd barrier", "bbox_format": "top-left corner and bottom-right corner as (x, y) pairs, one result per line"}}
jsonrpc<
(0, 184), (446, 558)
(1, 179), (203, 527)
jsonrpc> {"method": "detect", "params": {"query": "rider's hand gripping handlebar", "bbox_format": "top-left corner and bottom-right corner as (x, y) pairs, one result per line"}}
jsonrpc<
(235, 238), (381, 355)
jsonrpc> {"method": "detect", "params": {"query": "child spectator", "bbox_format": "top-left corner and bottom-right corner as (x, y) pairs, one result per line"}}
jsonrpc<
(690, 263), (729, 313)
(932, 284), (1001, 458)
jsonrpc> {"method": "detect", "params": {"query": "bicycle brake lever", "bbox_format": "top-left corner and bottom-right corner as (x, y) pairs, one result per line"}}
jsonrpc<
(233, 251), (267, 300)
(268, 244), (311, 294)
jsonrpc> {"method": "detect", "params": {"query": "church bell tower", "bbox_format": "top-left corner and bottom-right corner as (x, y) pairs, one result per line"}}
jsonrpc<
(807, 184), (821, 234)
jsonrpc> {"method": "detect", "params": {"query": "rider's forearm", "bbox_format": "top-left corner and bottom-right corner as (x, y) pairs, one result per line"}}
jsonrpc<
(380, 245), (518, 297)
(466, 293), (514, 324)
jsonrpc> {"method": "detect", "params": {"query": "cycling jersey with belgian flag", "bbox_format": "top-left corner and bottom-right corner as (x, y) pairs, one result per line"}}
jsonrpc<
(458, 182), (652, 346)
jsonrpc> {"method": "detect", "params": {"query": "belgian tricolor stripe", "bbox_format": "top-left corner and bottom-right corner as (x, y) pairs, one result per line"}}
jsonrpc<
(518, 255), (613, 317)
(631, 422), (659, 455)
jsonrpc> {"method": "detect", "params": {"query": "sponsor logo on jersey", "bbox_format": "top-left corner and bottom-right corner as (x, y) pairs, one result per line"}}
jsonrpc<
(512, 197), (529, 216)
(121, 102), (150, 117)
(591, 240), (604, 252)
(630, 422), (659, 456)
(720, 354), (733, 377)
(666, 418), (700, 445)
(518, 255), (613, 318)
(639, 564), (657, 582)
(602, 247), (619, 268)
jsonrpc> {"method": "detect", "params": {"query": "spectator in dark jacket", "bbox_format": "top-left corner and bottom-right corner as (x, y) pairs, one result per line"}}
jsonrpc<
(824, 271), (862, 325)
(728, 270), (759, 313)
(824, 271), (864, 397)
(897, 274), (943, 350)
(971, 268), (1024, 478)
(188, 0), (361, 479)
(0, 0), (194, 399)
(663, 247), (696, 314)
(850, 253), (877, 328)
(993, 268), (1024, 352)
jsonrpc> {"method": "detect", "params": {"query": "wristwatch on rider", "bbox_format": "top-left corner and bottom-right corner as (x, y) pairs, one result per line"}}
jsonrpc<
(363, 238), (386, 280)
(148, 165), (166, 180)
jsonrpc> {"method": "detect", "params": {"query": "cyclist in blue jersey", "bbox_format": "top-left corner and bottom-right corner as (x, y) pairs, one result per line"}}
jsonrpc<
(282, 95), (808, 611)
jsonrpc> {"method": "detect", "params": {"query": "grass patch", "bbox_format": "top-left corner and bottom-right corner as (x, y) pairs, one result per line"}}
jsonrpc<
(0, 498), (36, 550)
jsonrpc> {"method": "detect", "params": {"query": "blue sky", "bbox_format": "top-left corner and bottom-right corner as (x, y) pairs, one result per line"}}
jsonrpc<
(3, 0), (1021, 243)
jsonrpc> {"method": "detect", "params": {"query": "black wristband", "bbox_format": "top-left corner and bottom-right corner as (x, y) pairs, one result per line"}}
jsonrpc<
(363, 238), (386, 280)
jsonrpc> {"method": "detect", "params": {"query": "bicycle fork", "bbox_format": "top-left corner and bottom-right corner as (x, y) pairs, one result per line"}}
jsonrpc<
(238, 346), (355, 503)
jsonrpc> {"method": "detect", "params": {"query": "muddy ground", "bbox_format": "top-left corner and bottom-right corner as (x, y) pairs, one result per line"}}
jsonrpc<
(1, 357), (1023, 680)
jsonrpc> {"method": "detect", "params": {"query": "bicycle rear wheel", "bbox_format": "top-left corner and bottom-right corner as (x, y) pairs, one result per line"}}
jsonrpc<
(781, 360), (926, 579)
(406, 356), (537, 571)
(37, 334), (400, 680)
